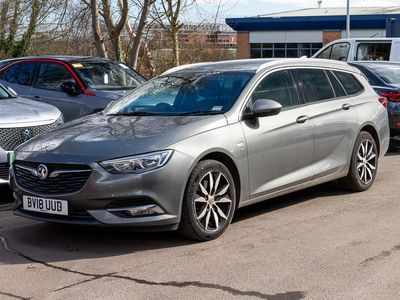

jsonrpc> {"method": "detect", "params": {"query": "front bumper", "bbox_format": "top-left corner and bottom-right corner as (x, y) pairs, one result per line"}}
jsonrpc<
(10, 150), (194, 229)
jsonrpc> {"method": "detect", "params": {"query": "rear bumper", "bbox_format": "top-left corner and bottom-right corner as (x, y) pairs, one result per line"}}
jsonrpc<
(388, 102), (400, 137)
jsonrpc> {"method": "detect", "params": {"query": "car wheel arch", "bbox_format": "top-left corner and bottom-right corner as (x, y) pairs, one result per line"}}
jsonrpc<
(185, 150), (242, 209)
(358, 124), (381, 156)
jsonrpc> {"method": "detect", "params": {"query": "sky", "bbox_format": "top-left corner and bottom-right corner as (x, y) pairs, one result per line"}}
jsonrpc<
(188, 0), (400, 22)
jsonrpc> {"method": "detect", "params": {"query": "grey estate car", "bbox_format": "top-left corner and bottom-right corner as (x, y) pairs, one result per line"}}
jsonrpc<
(0, 84), (63, 183)
(10, 58), (390, 241)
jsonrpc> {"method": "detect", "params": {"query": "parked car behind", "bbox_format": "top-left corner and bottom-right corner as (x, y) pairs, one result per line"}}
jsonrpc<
(349, 61), (400, 140)
(313, 38), (400, 62)
(10, 58), (389, 241)
(0, 83), (63, 183)
(0, 56), (146, 122)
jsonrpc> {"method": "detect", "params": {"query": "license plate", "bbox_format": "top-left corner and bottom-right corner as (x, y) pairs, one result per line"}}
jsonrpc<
(23, 195), (68, 216)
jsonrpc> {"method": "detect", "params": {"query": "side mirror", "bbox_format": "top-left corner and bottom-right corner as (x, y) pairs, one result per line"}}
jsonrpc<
(245, 99), (282, 119)
(7, 86), (17, 96)
(60, 81), (80, 95)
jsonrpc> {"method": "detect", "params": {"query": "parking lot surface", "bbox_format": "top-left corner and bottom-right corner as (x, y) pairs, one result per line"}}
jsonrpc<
(1, 152), (400, 300)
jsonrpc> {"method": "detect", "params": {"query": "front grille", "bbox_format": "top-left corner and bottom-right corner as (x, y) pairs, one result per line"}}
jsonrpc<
(0, 163), (9, 180)
(14, 161), (92, 195)
(0, 121), (58, 151)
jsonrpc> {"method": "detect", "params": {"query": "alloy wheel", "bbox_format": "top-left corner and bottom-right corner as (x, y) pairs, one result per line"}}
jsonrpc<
(194, 171), (233, 232)
(356, 138), (377, 185)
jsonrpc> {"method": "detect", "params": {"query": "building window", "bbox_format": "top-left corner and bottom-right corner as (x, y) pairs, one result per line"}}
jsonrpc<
(250, 43), (323, 58)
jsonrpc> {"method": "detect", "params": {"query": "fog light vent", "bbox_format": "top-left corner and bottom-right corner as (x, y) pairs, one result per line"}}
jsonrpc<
(108, 204), (165, 217)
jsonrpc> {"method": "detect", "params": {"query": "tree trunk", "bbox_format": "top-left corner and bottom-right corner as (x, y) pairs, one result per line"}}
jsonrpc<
(101, 0), (128, 61)
(0, 0), (10, 40)
(171, 30), (180, 66)
(90, 0), (107, 58)
(8, 0), (20, 42)
(19, 0), (40, 55)
(128, 0), (152, 69)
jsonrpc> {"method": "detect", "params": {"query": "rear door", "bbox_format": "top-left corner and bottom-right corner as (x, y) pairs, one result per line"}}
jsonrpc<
(30, 62), (91, 121)
(0, 61), (35, 96)
(293, 68), (359, 179)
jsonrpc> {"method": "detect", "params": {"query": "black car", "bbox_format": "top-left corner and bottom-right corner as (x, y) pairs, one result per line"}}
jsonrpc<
(0, 56), (147, 121)
(349, 61), (400, 139)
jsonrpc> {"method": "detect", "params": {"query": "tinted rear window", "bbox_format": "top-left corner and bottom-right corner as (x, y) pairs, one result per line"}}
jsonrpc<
(365, 64), (400, 85)
(296, 69), (335, 102)
(1, 62), (35, 86)
(333, 71), (364, 95)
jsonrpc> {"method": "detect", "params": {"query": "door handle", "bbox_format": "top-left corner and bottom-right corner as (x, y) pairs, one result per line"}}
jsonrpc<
(33, 96), (41, 99)
(342, 103), (352, 110)
(296, 115), (309, 124)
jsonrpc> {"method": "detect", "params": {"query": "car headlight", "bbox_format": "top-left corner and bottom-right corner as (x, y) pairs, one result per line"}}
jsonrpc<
(100, 150), (173, 174)
(56, 114), (64, 125)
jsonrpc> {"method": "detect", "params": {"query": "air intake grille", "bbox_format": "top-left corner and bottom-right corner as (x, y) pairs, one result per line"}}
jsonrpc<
(14, 161), (92, 195)
(0, 163), (9, 180)
(0, 121), (58, 151)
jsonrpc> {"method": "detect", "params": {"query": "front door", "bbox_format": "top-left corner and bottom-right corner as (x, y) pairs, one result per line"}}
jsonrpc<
(30, 62), (90, 121)
(241, 69), (314, 199)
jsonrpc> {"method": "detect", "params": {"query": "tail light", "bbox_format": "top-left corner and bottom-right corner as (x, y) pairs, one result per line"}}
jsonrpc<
(378, 96), (388, 108)
(380, 90), (400, 102)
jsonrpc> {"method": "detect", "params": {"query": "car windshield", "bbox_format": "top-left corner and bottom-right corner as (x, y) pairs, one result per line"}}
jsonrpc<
(368, 64), (400, 84)
(0, 84), (12, 99)
(104, 71), (254, 116)
(72, 60), (146, 90)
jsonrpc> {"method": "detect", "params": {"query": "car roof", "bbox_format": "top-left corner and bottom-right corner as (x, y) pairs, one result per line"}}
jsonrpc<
(0, 55), (112, 64)
(162, 58), (361, 75)
(350, 61), (400, 67)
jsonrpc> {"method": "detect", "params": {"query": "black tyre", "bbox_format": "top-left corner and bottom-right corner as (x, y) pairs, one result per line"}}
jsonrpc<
(339, 131), (378, 192)
(179, 160), (236, 241)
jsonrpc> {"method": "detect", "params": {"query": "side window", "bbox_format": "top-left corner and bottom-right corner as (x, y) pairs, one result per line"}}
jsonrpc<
(0, 62), (35, 86)
(333, 71), (364, 95)
(35, 63), (76, 91)
(330, 43), (350, 61)
(316, 46), (332, 59)
(296, 69), (335, 102)
(251, 70), (300, 108)
(356, 43), (391, 61)
(327, 71), (347, 97)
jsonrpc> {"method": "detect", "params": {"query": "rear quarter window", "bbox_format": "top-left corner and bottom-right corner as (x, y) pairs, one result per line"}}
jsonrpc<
(356, 43), (391, 61)
(333, 71), (364, 95)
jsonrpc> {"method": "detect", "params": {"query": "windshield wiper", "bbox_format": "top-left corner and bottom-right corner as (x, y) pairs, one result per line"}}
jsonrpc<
(175, 111), (225, 116)
(108, 111), (159, 116)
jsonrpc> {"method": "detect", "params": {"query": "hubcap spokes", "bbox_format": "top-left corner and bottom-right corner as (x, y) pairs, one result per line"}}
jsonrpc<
(357, 139), (376, 185)
(195, 171), (232, 231)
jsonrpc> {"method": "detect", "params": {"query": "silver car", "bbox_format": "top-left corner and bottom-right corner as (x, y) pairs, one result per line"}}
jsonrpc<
(10, 59), (390, 241)
(0, 84), (63, 184)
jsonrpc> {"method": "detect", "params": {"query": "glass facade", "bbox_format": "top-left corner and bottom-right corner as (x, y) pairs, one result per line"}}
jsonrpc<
(250, 43), (323, 58)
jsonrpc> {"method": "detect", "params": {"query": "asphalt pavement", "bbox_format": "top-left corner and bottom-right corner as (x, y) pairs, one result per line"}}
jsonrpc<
(1, 151), (400, 299)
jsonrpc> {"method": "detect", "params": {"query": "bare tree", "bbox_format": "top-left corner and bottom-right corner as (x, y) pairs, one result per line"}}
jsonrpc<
(153, 0), (183, 66)
(101, 0), (128, 61)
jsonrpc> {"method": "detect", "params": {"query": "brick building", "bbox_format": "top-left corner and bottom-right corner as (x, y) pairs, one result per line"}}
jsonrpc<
(226, 7), (400, 59)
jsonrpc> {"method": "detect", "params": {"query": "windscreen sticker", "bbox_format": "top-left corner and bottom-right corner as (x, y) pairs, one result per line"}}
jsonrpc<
(71, 63), (84, 68)
(212, 106), (223, 111)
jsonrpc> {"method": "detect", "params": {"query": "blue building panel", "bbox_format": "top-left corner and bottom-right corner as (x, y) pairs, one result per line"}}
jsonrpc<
(226, 14), (400, 31)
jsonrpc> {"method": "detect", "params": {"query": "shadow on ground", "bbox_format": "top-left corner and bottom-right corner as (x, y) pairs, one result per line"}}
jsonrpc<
(0, 179), (350, 266)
